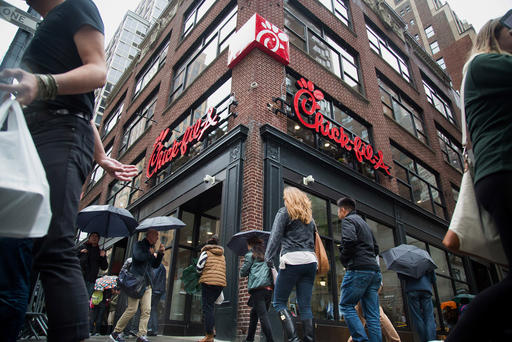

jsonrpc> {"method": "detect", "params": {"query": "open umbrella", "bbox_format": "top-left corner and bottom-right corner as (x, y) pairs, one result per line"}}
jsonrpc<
(227, 230), (271, 256)
(77, 205), (138, 238)
(135, 216), (186, 232)
(382, 244), (437, 279)
(453, 293), (475, 304)
(94, 275), (118, 291)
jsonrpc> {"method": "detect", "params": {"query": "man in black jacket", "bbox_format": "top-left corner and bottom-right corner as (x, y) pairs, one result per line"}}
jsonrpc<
(337, 197), (382, 342)
(78, 232), (108, 297)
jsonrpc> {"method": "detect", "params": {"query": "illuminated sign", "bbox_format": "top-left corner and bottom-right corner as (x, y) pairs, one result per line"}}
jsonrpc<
(227, 13), (289, 68)
(291, 78), (391, 175)
(146, 108), (219, 178)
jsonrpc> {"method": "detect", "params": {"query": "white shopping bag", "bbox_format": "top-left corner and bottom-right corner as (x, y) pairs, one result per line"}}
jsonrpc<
(215, 291), (224, 305)
(0, 99), (51, 238)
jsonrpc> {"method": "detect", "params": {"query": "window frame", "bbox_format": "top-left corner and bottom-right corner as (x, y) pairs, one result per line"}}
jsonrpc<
(119, 94), (157, 155)
(425, 25), (435, 38)
(182, 0), (218, 39)
(133, 36), (170, 99)
(107, 153), (146, 208)
(317, 0), (351, 27)
(430, 40), (440, 54)
(101, 95), (125, 138)
(437, 128), (463, 172)
(422, 78), (456, 126)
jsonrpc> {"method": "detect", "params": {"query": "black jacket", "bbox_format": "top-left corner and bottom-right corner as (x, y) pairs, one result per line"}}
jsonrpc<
(77, 242), (108, 283)
(131, 238), (163, 288)
(265, 207), (315, 267)
(339, 211), (380, 271)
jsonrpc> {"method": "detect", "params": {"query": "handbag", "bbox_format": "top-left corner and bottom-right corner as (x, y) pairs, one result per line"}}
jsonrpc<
(314, 224), (330, 275)
(118, 262), (146, 299)
(181, 258), (201, 295)
(443, 57), (507, 266)
(0, 99), (51, 238)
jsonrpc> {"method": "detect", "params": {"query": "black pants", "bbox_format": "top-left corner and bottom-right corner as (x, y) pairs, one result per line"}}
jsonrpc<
(90, 302), (106, 334)
(201, 284), (223, 335)
(446, 171), (512, 342)
(246, 288), (274, 342)
(30, 113), (94, 341)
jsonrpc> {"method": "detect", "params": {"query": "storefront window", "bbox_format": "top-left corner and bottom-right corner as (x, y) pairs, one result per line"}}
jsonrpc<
(430, 245), (450, 277)
(310, 193), (329, 236)
(169, 248), (193, 321)
(179, 211), (195, 246)
(311, 239), (334, 320)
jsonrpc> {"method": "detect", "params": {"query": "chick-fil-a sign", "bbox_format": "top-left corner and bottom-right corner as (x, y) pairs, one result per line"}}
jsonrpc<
(293, 78), (391, 175)
(146, 108), (219, 178)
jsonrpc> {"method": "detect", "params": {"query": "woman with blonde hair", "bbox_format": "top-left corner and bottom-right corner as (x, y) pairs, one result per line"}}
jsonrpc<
(443, 15), (512, 342)
(265, 187), (318, 342)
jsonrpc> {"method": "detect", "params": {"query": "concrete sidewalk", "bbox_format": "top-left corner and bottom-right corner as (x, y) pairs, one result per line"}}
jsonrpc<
(21, 335), (233, 342)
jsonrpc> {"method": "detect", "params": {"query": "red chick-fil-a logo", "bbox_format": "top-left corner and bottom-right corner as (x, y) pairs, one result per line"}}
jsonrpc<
(293, 78), (391, 175)
(146, 108), (219, 178)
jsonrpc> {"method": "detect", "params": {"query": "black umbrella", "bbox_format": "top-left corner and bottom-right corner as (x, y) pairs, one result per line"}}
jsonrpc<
(227, 230), (271, 256)
(382, 244), (437, 279)
(77, 205), (138, 238)
(135, 216), (186, 232)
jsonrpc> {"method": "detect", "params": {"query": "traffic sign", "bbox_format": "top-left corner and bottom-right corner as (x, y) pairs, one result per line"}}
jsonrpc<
(0, 1), (40, 34)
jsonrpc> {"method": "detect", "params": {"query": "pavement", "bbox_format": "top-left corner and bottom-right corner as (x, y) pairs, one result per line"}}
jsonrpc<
(21, 335), (234, 342)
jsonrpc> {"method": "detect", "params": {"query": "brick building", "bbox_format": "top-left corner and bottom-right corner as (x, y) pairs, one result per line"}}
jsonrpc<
(385, 0), (476, 91)
(80, 0), (504, 340)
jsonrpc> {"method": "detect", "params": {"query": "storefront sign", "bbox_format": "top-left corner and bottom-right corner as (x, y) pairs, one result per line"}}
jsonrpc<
(146, 108), (219, 178)
(227, 13), (289, 68)
(292, 78), (391, 175)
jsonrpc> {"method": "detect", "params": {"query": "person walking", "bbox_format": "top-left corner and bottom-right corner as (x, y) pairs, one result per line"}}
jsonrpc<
(240, 237), (275, 342)
(0, 0), (138, 340)
(337, 197), (382, 342)
(107, 287), (121, 335)
(265, 186), (317, 342)
(196, 235), (226, 342)
(110, 229), (164, 342)
(398, 271), (436, 342)
(147, 259), (167, 336)
(443, 17), (512, 342)
(77, 232), (109, 297)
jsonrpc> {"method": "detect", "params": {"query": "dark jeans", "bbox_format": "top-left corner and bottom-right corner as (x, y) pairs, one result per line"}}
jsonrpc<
(201, 284), (223, 334)
(273, 262), (317, 319)
(246, 288), (274, 342)
(447, 171), (512, 342)
(406, 291), (436, 342)
(148, 292), (163, 333)
(0, 238), (33, 341)
(90, 302), (106, 334)
(29, 112), (94, 341)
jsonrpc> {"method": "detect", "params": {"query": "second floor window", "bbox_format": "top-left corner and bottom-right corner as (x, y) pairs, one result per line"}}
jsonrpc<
(437, 129), (463, 172)
(379, 76), (427, 144)
(285, 2), (361, 91)
(134, 37), (170, 98)
(317, 0), (350, 27)
(183, 0), (217, 39)
(119, 95), (156, 155)
(366, 23), (411, 83)
(422, 78), (456, 126)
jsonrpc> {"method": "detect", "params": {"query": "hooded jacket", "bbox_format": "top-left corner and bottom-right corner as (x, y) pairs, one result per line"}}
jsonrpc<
(198, 244), (226, 287)
(240, 251), (273, 291)
(131, 238), (163, 288)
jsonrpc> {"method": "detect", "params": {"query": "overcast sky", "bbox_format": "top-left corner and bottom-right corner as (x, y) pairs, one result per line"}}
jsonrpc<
(0, 0), (511, 65)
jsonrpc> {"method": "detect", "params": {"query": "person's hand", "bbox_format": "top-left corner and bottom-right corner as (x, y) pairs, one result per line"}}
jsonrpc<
(149, 247), (155, 255)
(0, 68), (38, 106)
(80, 249), (88, 254)
(158, 244), (165, 254)
(97, 156), (138, 181)
(99, 250), (106, 257)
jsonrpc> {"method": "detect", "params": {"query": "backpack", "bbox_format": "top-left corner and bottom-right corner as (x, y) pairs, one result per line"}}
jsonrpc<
(91, 290), (103, 306)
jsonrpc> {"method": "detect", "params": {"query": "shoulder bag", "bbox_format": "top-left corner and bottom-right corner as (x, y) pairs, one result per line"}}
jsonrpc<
(314, 223), (330, 275)
(118, 261), (146, 299)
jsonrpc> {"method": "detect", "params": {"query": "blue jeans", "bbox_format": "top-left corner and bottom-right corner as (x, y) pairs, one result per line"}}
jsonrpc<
(407, 291), (436, 342)
(148, 292), (163, 333)
(273, 262), (317, 319)
(339, 270), (382, 342)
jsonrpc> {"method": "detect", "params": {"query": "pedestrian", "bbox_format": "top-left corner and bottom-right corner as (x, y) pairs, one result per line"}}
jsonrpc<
(90, 288), (111, 336)
(107, 287), (121, 335)
(337, 197), (382, 342)
(265, 186), (318, 342)
(147, 258), (167, 336)
(240, 237), (274, 342)
(0, 0), (138, 340)
(110, 229), (165, 342)
(398, 271), (436, 342)
(196, 235), (226, 342)
(443, 14), (512, 342)
(77, 231), (109, 297)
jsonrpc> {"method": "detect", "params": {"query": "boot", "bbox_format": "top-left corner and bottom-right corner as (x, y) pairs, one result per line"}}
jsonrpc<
(302, 319), (314, 342)
(278, 309), (301, 342)
(198, 333), (214, 342)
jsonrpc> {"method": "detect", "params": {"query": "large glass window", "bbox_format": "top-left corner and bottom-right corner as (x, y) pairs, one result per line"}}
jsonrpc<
(107, 155), (146, 208)
(102, 96), (125, 138)
(170, 6), (236, 102)
(119, 95), (156, 155)
(182, 0), (217, 39)
(317, 0), (351, 27)
(366, 23), (411, 83)
(392, 144), (446, 219)
(284, 1), (361, 91)
(284, 74), (375, 180)
(422, 78), (456, 126)
(134, 37), (170, 98)
(379, 76), (427, 144)
(437, 129), (463, 172)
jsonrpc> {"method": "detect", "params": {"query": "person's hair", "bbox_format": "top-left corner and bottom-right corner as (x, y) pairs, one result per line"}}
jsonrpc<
(89, 232), (99, 238)
(337, 197), (356, 211)
(283, 187), (312, 224)
(470, 18), (506, 56)
(207, 235), (219, 245)
(247, 237), (265, 261)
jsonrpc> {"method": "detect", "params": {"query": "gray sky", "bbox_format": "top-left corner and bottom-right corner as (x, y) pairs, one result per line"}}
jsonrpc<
(0, 0), (511, 65)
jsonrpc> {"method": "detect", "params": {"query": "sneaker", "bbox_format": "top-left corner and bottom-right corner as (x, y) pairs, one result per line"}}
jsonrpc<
(110, 332), (126, 342)
(136, 336), (150, 342)
(147, 331), (157, 336)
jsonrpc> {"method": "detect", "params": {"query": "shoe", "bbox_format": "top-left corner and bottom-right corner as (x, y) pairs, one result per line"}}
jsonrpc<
(278, 310), (301, 342)
(110, 332), (126, 342)
(136, 336), (150, 342)
(198, 333), (214, 342)
(147, 331), (157, 336)
(302, 319), (314, 342)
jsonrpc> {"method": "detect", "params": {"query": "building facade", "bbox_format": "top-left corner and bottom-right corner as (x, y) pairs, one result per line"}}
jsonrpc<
(385, 0), (476, 90)
(80, 0), (505, 340)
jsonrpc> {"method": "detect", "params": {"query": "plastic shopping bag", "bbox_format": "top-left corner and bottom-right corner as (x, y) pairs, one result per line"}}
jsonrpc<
(0, 99), (51, 238)
(215, 291), (224, 305)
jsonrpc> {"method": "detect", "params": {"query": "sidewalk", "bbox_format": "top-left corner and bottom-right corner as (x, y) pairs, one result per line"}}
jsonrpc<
(22, 335), (233, 342)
